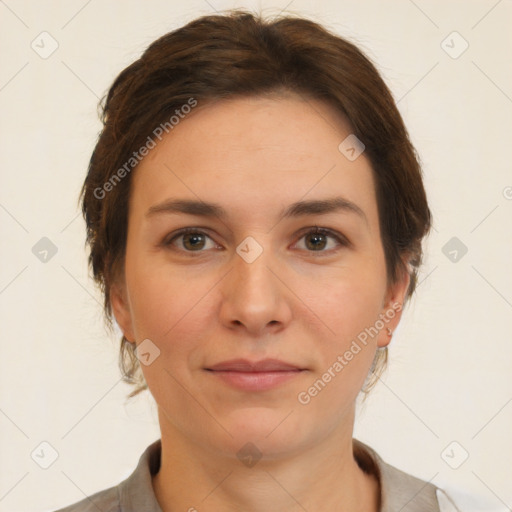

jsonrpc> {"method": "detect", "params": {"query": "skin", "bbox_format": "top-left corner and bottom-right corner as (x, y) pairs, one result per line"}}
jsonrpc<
(111, 93), (410, 512)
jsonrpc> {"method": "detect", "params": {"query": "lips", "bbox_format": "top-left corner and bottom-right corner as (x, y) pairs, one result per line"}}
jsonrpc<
(206, 358), (304, 372)
(205, 358), (305, 391)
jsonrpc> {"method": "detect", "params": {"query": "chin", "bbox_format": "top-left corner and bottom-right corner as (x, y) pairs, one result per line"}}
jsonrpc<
(216, 408), (308, 455)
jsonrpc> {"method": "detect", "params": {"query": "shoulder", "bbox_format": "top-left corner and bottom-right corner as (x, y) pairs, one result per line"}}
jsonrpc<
(353, 439), (461, 512)
(52, 439), (163, 512)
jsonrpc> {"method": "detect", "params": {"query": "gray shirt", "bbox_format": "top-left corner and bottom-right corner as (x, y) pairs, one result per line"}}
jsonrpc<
(54, 438), (459, 511)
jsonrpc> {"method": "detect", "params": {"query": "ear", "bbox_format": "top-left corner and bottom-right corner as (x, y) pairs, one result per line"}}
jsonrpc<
(376, 263), (411, 348)
(110, 280), (136, 343)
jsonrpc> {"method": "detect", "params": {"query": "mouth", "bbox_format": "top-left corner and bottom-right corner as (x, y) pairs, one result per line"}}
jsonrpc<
(204, 359), (307, 391)
(205, 358), (305, 372)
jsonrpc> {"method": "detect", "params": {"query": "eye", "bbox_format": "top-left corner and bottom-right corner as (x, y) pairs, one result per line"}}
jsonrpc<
(162, 226), (349, 255)
(163, 228), (218, 253)
(294, 226), (349, 255)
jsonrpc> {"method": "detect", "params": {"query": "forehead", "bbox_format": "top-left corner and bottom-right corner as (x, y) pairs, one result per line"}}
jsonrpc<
(131, 94), (378, 228)
(147, 94), (357, 168)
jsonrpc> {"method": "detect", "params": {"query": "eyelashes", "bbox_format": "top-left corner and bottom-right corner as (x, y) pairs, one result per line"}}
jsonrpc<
(293, 226), (349, 253)
(162, 226), (350, 256)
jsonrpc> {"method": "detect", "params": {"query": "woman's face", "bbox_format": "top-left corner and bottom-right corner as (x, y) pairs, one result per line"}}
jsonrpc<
(112, 94), (409, 458)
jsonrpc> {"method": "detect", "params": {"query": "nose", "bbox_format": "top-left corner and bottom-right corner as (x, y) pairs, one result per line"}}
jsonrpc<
(218, 244), (293, 337)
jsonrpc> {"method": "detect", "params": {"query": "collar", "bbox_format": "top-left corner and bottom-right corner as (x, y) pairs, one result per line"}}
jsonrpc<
(118, 438), (440, 512)
(353, 438), (441, 511)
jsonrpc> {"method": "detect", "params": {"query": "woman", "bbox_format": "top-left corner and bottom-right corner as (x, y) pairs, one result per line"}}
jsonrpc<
(56, 10), (460, 512)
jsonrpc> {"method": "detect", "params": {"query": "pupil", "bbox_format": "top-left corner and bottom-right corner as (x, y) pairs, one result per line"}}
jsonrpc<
(308, 233), (326, 250)
(185, 233), (203, 249)
(182, 232), (327, 251)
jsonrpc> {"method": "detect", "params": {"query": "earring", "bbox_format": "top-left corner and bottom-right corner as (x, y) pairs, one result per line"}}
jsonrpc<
(386, 327), (392, 337)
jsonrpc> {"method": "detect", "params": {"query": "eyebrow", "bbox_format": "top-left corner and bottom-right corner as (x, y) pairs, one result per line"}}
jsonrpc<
(146, 196), (368, 225)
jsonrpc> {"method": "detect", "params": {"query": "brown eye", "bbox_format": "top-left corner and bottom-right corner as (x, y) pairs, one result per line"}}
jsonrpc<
(165, 228), (216, 252)
(295, 227), (348, 254)
(163, 226), (348, 256)
(304, 231), (328, 251)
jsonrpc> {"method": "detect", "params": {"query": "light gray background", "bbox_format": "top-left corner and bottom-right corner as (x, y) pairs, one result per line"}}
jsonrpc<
(0, 1), (511, 511)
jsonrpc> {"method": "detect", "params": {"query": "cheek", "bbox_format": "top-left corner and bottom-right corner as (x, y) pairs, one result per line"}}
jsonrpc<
(300, 270), (386, 393)
(304, 263), (387, 340)
(297, 283), (382, 415)
(125, 255), (216, 366)
(125, 267), (210, 405)
(126, 270), (175, 339)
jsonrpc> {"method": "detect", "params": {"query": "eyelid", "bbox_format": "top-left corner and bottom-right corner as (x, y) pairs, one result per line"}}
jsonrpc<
(293, 226), (351, 252)
(162, 227), (220, 253)
(162, 226), (350, 254)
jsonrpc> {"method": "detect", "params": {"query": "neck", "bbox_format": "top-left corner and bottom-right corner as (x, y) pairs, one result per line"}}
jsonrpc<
(152, 412), (379, 512)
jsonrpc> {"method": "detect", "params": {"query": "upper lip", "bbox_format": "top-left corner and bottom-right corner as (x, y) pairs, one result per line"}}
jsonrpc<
(206, 358), (304, 372)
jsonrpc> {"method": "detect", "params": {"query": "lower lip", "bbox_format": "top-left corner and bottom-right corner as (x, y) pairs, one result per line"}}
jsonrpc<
(206, 370), (304, 391)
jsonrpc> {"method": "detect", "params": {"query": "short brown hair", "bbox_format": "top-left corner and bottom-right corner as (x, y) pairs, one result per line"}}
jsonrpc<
(80, 10), (432, 399)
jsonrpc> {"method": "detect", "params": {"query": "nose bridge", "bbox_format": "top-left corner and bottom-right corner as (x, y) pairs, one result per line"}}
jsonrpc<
(220, 237), (290, 333)
(232, 240), (277, 302)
